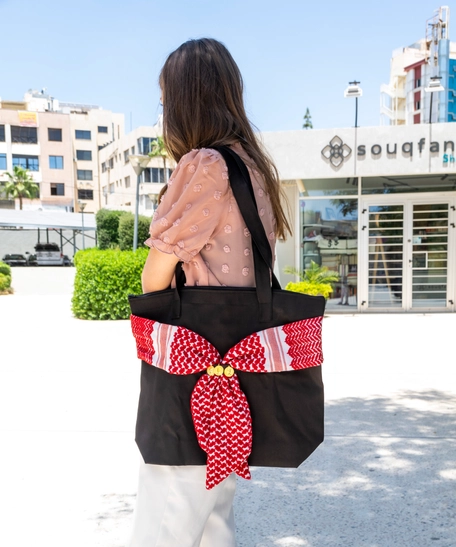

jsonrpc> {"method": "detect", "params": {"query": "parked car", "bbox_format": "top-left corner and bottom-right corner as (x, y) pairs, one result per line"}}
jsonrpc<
(62, 255), (73, 267)
(34, 243), (64, 266)
(26, 253), (38, 266)
(1, 254), (28, 266)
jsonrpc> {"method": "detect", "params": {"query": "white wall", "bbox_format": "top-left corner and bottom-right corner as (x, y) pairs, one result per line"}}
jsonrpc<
(261, 123), (456, 180)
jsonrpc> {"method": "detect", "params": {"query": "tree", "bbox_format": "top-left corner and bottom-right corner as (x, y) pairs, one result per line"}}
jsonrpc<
(148, 135), (169, 183)
(118, 212), (151, 251)
(95, 209), (125, 249)
(303, 108), (313, 130)
(2, 166), (39, 209)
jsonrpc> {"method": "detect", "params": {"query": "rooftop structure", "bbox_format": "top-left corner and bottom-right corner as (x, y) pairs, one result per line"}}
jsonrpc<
(381, 6), (455, 125)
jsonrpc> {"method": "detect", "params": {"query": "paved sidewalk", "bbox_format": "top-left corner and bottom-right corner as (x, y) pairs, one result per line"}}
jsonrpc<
(0, 268), (455, 546)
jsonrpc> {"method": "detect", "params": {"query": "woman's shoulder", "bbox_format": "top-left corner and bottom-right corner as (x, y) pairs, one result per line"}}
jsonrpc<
(179, 147), (225, 169)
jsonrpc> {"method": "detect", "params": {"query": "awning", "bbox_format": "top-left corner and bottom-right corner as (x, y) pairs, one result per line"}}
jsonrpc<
(0, 209), (96, 231)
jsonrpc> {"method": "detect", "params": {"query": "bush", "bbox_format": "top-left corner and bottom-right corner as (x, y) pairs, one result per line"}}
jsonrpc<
(0, 272), (12, 291)
(72, 248), (148, 320)
(118, 213), (151, 251)
(0, 261), (11, 276)
(285, 281), (333, 299)
(96, 209), (125, 249)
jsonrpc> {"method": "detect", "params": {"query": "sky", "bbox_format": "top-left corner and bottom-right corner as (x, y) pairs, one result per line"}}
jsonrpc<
(0, 0), (452, 132)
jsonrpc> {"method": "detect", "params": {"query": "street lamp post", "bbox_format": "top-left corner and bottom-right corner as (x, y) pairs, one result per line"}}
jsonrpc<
(78, 200), (86, 250)
(129, 155), (151, 251)
(425, 76), (445, 124)
(344, 81), (363, 128)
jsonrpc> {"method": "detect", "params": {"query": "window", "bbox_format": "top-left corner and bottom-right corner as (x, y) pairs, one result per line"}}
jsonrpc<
(143, 167), (172, 183)
(109, 183), (115, 194)
(98, 126), (108, 133)
(50, 183), (65, 196)
(77, 169), (93, 180)
(300, 198), (358, 311)
(12, 154), (39, 171)
(78, 189), (94, 200)
(76, 150), (92, 161)
(125, 176), (131, 188)
(0, 125), (5, 142)
(48, 128), (62, 141)
(138, 137), (157, 155)
(101, 162), (106, 173)
(75, 130), (91, 140)
(0, 154), (6, 170)
(131, 146), (135, 155)
(415, 78), (421, 88)
(11, 126), (38, 144)
(415, 101), (421, 110)
(145, 195), (153, 210)
(109, 158), (114, 169)
(362, 174), (456, 194)
(124, 150), (129, 163)
(49, 156), (64, 169)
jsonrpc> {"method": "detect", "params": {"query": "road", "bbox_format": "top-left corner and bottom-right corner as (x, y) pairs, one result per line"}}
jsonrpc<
(0, 267), (455, 546)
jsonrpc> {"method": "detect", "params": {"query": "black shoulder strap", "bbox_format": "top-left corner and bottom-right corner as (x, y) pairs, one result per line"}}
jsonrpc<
(173, 145), (281, 323)
(214, 146), (281, 321)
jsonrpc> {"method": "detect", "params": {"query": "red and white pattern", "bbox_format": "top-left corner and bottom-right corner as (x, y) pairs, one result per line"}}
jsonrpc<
(130, 314), (323, 489)
(191, 374), (252, 489)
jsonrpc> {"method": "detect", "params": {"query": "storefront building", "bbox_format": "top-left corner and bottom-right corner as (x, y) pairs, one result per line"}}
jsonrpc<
(263, 123), (456, 313)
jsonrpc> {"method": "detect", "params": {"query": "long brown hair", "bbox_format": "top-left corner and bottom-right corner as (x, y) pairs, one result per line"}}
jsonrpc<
(159, 38), (291, 239)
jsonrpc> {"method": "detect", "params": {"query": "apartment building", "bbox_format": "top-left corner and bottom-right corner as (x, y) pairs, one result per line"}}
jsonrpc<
(0, 89), (124, 213)
(98, 125), (173, 217)
(381, 6), (456, 125)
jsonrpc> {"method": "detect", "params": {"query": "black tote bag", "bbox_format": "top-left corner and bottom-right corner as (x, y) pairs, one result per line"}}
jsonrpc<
(129, 146), (325, 468)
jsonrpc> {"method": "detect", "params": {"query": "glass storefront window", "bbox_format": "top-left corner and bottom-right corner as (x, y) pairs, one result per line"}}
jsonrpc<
(299, 198), (358, 310)
(362, 174), (456, 195)
(287, 177), (358, 197)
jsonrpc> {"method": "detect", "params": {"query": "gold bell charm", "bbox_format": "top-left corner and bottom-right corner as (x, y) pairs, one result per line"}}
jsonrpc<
(224, 365), (235, 378)
(214, 365), (224, 376)
(207, 365), (215, 376)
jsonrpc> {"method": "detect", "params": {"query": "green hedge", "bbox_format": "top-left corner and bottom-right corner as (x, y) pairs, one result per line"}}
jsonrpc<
(72, 248), (148, 320)
(0, 261), (11, 277)
(0, 262), (12, 292)
(285, 281), (333, 299)
(0, 273), (12, 291)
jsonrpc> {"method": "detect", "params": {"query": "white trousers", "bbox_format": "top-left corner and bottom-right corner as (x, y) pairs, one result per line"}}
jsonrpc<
(129, 462), (237, 547)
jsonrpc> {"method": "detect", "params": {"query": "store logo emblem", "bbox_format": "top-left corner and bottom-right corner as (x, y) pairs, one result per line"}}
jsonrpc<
(321, 136), (352, 167)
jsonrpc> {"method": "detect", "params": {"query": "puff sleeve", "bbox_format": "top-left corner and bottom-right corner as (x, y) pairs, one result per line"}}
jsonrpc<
(145, 148), (230, 262)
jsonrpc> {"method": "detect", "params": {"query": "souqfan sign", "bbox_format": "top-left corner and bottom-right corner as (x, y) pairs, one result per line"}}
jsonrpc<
(321, 136), (456, 166)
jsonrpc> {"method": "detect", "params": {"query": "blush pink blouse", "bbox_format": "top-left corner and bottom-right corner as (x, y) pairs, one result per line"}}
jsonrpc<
(145, 144), (276, 287)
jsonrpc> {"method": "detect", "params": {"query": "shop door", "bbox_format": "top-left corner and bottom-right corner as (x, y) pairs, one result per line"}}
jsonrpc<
(361, 199), (455, 311)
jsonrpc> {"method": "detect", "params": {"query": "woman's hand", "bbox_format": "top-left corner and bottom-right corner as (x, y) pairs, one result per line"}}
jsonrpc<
(141, 247), (180, 293)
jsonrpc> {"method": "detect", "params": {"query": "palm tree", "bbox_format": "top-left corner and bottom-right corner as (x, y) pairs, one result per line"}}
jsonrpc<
(148, 135), (169, 183)
(2, 166), (39, 210)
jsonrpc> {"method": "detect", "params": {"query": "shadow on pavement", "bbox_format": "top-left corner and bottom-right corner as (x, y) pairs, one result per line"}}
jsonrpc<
(234, 389), (456, 547)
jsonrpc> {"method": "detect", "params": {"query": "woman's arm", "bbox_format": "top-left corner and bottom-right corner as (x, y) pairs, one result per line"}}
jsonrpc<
(141, 247), (180, 293)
